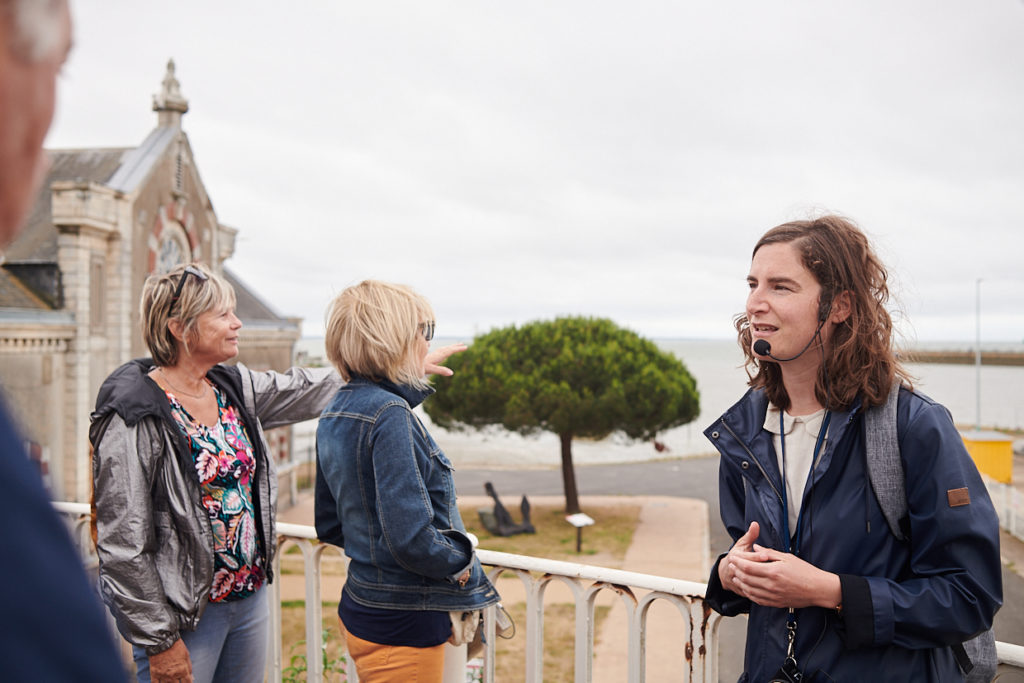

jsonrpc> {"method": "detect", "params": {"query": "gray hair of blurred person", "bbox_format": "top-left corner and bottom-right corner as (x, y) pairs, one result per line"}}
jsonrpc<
(0, 0), (68, 62)
(140, 263), (236, 367)
(0, 0), (71, 250)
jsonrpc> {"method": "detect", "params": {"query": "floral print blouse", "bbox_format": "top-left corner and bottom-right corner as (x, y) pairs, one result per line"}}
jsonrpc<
(166, 382), (265, 602)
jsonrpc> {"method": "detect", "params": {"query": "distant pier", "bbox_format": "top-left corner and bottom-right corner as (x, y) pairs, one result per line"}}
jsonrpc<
(903, 349), (1024, 367)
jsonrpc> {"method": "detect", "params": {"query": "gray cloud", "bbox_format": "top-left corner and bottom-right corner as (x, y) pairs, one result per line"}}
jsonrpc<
(49, 0), (1024, 341)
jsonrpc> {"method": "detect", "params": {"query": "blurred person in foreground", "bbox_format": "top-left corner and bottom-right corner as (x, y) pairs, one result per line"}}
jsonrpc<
(0, 0), (127, 680)
(315, 280), (499, 683)
(91, 265), (464, 683)
(704, 215), (1001, 681)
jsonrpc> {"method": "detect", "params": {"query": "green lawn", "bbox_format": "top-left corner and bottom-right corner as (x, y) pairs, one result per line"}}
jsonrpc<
(459, 502), (641, 566)
(278, 502), (641, 681)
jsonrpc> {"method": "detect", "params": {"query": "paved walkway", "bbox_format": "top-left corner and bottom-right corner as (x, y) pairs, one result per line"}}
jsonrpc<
(277, 492), (710, 682)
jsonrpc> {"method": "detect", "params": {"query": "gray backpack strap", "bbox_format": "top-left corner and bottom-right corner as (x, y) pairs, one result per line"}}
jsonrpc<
(864, 380), (996, 682)
(960, 630), (997, 682)
(864, 379), (906, 541)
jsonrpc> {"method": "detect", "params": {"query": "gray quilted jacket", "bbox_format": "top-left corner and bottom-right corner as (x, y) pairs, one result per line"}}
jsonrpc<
(90, 359), (341, 655)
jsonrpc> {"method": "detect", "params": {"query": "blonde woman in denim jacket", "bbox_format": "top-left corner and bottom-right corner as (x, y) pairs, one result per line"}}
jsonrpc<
(315, 280), (499, 683)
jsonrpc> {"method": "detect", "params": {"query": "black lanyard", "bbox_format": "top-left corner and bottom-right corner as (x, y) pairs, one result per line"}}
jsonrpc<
(779, 409), (831, 557)
(778, 408), (832, 666)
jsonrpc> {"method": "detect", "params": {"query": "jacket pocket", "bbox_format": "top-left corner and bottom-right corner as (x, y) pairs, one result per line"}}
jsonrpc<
(153, 510), (194, 615)
(431, 447), (454, 470)
(427, 448), (461, 527)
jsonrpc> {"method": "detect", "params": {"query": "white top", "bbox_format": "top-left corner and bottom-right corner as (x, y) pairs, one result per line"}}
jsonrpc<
(765, 405), (829, 536)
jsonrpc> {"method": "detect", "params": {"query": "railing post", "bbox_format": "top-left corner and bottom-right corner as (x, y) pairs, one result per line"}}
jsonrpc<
(442, 643), (467, 683)
(268, 554), (283, 680)
(302, 541), (324, 680)
(482, 604), (498, 683)
(1012, 485), (1020, 539)
(575, 590), (598, 683)
(627, 599), (644, 683)
(524, 580), (547, 681)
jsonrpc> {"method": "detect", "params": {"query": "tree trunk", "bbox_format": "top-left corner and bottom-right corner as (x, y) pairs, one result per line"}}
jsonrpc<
(559, 432), (581, 514)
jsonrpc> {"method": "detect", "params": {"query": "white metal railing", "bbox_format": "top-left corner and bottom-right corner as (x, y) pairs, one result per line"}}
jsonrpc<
(55, 503), (1024, 682)
(998, 642), (1024, 680)
(986, 476), (1024, 544)
(272, 522), (720, 682)
(472, 549), (720, 683)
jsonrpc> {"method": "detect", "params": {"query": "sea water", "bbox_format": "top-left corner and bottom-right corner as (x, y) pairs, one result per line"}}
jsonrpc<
(293, 338), (1024, 467)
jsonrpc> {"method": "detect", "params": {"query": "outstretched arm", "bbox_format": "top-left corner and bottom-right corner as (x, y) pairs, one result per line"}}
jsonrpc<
(425, 343), (467, 377)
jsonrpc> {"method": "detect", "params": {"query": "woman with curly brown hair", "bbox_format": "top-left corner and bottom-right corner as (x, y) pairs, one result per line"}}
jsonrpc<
(704, 215), (1002, 682)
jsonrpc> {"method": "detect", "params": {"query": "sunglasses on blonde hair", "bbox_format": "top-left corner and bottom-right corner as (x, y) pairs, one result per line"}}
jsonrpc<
(170, 266), (209, 310)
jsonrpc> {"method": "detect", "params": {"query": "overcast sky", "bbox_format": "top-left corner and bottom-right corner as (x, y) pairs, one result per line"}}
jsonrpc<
(47, 1), (1024, 342)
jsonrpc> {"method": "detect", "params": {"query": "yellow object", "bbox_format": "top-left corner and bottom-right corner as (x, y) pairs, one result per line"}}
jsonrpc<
(960, 430), (1013, 484)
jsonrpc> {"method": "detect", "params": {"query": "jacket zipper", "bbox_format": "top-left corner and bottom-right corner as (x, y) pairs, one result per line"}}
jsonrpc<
(720, 419), (784, 504)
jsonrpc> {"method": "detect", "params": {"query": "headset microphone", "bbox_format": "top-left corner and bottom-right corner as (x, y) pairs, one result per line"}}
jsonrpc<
(753, 317), (831, 362)
(752, 332), (822, 362)
(752, 301), (833, 362)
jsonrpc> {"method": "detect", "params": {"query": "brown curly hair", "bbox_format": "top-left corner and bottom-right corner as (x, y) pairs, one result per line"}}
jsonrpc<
(735, 215), (911, 411)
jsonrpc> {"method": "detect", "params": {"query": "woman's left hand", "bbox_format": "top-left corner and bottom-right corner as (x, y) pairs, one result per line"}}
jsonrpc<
(729, 544), (842, 610)
(425, 343), (468, 376)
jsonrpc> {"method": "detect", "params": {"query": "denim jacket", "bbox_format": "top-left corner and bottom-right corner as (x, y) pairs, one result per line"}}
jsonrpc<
(315, 376), (499, 612)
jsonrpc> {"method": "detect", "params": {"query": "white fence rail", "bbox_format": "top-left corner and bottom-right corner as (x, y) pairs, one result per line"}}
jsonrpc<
(272, 520), (720, 683)
(988, 477), (1024, 544)
(55, 502), (1024, 682)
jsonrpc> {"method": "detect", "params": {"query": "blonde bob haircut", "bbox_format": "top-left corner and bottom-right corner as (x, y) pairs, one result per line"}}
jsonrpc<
(140, 262), (236, 367)
(325, 280), (434, 389)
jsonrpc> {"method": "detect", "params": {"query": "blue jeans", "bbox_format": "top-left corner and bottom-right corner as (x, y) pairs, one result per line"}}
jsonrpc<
(133, 587), (268, 683)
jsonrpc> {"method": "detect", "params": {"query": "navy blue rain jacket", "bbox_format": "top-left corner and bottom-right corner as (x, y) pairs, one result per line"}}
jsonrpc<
(704, 387), (1002, 682)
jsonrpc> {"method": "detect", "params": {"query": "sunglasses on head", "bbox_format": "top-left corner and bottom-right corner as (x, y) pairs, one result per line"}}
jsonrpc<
(418, 321), (435, 342)
(170, 266), (209, 309)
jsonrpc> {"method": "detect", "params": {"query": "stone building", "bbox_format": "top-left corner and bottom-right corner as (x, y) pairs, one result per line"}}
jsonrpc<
(0, 61), (301, 502)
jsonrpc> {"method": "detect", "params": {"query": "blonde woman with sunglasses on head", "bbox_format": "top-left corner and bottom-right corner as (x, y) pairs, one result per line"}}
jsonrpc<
(315, 280), (499, 683)
(90, 264), (464, 683)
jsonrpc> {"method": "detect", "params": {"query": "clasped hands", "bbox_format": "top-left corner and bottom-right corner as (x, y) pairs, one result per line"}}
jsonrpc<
(719, 521), (841, 610)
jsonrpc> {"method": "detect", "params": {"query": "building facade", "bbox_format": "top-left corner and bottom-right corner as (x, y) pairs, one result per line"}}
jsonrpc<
(0, 61), (301, 502)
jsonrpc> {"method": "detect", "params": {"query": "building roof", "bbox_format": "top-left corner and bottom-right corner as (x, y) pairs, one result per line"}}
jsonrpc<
(224, 268), (294, 325)
(0, 269), (50, 310)
(6, 148), (130, 263)
(0, 61), (298, 332)
(106, 127), (177, 194)
(0, 136), (296, 331)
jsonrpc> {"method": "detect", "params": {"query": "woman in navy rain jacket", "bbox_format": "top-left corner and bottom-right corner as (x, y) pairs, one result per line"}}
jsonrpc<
(705, 215), (1002, 682)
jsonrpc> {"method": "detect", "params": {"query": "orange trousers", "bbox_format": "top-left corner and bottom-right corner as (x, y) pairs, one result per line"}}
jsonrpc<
(344, 626), (446, 683)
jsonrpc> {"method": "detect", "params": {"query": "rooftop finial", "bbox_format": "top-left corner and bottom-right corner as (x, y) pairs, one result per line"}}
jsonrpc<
(152, 58), (189, 128)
